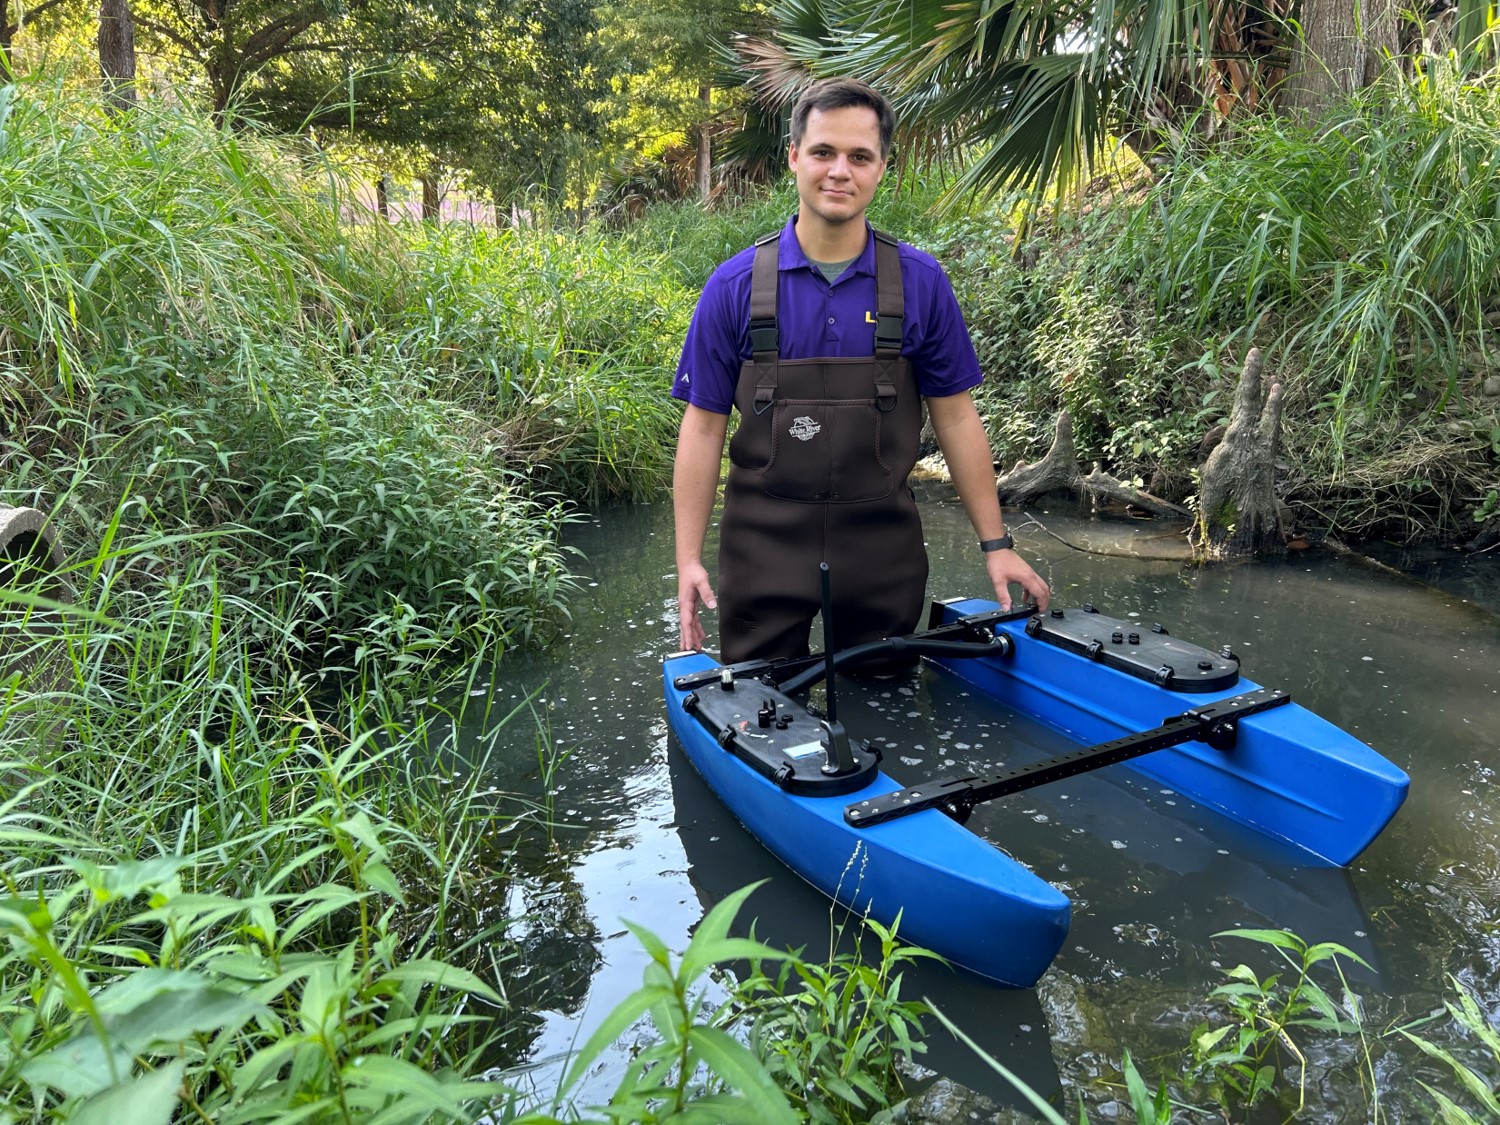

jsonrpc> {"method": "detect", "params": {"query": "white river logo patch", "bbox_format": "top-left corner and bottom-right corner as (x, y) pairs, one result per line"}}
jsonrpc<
(789, 416), (821, 441)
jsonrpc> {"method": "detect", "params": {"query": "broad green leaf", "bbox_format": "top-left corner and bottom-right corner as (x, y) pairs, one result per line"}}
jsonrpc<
(72, 1060), (185, 1125)
(280, 885), (365, 946)
(1304, 940), (1367, 968)
(1194, 1024), (1235, 1054)
(298, 962), (341, 1034)
(19, 1034), (132, 1099)
(670, 1095), (783, 1125)
(685, 1025), (797, 1125)
(109, 985), (266, 1052)
(0, 897), (49, 933)
(679, 881), (766, 982)
(98, 857), (189, 901)
(1122, 1051), (1163, 1124)
(1402, 1031), (1500, 1115)
(380, 959), (503, 1006)
(336, 811), (388, 859)
(1417, 1081), (1483, 1125)
(560, 983), (673, 1091)
(826, 1072), (868, 1107)
(1214, 928), (1305, 952)
(622, 918), (671, 966)
(361, 861), (404, 902)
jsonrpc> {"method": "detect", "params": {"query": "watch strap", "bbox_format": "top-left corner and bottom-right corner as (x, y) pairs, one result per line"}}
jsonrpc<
(979, 534), (1015, 552)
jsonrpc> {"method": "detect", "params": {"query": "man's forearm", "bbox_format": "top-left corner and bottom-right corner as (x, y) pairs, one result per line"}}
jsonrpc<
(673, 405), (730, 567)
(928, 392), (1004, 539)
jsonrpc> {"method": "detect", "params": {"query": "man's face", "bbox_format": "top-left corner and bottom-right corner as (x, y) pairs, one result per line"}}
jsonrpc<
(788, 105), (887, 229)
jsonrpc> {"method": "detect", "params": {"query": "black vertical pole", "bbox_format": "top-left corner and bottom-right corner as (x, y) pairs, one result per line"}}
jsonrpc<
(819, 561), (837, 724)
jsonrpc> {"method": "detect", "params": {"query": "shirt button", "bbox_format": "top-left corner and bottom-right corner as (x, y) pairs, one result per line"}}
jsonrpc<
(827, 317), (835, 324)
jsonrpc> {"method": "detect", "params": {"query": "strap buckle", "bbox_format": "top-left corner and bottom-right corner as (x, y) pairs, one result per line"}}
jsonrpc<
(749, 318), (779, 355)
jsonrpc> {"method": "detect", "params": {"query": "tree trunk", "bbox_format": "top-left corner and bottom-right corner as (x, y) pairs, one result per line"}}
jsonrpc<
(98, 0), (137, 114)
(696, 82), (712, 203)
(994, 411), (1191, 518)
(420, 175), (440, 221)
(375, 174), (391, 221)
(1280, 0), (1398, 114)
(1191, 348), (1287, 557)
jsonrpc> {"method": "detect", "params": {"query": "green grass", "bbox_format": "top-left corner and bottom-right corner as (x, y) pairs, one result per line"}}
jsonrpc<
(1112, 61), (1500, 515)
(0, 524), (541, 1120)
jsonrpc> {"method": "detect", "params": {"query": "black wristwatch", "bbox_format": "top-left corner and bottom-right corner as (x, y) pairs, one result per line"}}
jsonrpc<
(979, 533), (1015, 552)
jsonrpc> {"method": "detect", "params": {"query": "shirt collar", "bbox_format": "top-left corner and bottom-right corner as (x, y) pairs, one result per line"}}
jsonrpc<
(777, 215), (878, 278)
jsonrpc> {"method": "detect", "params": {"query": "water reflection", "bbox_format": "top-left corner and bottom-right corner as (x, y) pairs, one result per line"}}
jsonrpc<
(471, 492), (1499, 1120)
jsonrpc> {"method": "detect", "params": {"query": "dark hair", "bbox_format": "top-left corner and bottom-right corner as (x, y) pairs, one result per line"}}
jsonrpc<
(789, 78), (894, 160)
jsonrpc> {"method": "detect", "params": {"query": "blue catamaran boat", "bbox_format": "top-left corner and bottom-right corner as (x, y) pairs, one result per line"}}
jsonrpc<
(662, 595), (1409, 988)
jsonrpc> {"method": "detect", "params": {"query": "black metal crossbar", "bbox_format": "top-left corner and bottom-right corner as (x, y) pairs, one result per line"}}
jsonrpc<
(844, 688), (1294, 828)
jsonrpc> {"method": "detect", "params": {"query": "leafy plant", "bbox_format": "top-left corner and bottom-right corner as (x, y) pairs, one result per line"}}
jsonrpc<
(511, 882), (800, 1125)
(732, 912), (938, 1124)
(1398, 975), (1500, 1123)
(1122, 67), (1500, 468)
(1474, 488), (1499, 524)
(1186, 929), (1368, 1115)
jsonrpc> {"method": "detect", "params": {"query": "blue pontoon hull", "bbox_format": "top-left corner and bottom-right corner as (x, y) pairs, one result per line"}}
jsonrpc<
(662, 599), (1408, 987)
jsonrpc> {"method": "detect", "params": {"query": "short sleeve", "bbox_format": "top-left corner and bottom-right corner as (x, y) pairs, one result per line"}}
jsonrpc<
(672, 268), (743, 415)
(909, 262), (983, 399)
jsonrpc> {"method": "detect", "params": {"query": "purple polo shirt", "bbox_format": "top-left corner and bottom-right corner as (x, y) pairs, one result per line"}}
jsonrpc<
(672, 216), (983, 414)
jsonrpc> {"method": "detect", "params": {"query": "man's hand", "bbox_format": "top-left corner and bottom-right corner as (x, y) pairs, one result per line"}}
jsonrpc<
(678, 560), (718, 651)
(985, 548), (1050, 615)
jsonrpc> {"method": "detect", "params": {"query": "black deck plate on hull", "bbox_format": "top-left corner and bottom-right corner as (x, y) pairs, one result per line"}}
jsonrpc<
(682, 680), (879, 797)
(1027, 607), (1239, 692)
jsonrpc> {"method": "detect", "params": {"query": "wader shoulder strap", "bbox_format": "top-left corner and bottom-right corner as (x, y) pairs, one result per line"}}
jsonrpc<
(746, 229), (906, 413)
(749, 234), (780, 363)
(871, 229), (904, 359)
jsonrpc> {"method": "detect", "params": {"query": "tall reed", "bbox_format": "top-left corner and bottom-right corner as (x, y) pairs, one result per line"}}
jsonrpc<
(1124, 63), (1500, 465)
(0, 521), (546, 1120)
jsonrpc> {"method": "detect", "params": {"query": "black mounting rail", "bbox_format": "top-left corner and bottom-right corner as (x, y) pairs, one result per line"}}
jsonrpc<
(669, 606), (1034, 694)
(844, 687), (1293, 828)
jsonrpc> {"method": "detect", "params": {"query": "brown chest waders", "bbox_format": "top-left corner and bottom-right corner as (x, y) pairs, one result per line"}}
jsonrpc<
(718, 229), (926, 664)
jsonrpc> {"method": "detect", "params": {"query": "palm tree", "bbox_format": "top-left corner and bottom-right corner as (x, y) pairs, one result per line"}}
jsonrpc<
(724, 0), (1497, 206)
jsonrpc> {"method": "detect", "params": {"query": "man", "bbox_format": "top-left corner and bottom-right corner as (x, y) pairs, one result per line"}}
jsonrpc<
(672, 77), (1049, 663)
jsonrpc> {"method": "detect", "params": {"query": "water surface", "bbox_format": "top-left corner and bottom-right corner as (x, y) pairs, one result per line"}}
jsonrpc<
(481, 492), (1500, 1119)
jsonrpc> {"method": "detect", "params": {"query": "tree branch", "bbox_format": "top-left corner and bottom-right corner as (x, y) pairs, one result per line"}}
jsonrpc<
(132, 11), (206, 57)
(4, 0), (75, 41)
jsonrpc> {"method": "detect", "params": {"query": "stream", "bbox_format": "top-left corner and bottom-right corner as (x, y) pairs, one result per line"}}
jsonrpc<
(470, 489), (1500, 1121)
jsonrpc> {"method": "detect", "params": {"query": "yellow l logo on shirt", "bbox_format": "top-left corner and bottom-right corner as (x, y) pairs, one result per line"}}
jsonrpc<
(865, 311), (877, 324)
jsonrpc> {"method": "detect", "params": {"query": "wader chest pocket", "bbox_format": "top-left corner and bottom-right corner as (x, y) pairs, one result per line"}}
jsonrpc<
(757, 399), (893, 503)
